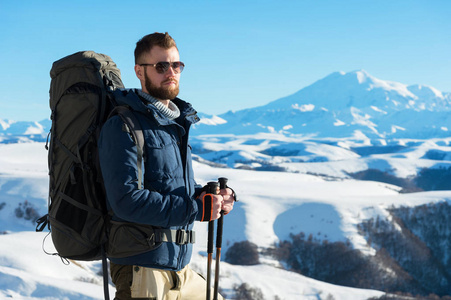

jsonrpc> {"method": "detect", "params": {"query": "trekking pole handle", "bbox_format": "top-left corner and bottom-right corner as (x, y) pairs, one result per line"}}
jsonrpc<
(207, 181), (219, 195)
(216, 177), (227, 248)
(218, 177), (228, 190)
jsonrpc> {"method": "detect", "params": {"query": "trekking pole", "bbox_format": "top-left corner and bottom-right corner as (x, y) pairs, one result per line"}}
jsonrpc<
(213, 177), (228, 300)
(206, 181), (219, 300)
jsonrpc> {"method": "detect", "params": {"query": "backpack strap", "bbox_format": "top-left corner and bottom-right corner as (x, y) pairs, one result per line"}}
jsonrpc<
(109, 106), (145, 189)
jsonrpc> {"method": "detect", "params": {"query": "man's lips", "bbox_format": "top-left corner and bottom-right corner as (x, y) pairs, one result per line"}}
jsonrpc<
(163, 79), (177, 86)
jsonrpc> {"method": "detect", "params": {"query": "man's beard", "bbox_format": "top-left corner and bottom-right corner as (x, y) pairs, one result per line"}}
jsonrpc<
(144, 74), (179, 100)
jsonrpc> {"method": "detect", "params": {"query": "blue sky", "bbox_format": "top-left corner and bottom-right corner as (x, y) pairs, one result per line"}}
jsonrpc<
(1, 0), (450, 121)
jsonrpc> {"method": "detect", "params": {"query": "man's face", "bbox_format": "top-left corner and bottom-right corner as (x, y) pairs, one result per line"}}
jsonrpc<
(136, 46), (181, 100)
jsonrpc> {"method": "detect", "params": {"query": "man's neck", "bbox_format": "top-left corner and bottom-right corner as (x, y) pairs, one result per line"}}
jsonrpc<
(158, 99), (170, 108)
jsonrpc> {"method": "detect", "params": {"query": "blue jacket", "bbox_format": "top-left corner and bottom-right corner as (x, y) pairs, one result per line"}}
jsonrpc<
(98, 89), (203, 270)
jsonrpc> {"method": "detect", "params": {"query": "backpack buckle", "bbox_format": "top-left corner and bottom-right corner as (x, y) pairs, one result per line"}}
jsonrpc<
(176, 229), (196, 245)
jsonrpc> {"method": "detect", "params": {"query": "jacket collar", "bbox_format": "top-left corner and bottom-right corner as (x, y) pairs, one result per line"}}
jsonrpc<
(112, 89), (200, 127)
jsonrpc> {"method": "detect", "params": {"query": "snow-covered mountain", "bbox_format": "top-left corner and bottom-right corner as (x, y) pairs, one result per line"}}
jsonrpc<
(2, 70), (450, 141)
(193, 70), (451, 139)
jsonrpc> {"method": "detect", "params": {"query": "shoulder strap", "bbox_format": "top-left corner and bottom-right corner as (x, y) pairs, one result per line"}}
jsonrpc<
(110, 106), (145, 189)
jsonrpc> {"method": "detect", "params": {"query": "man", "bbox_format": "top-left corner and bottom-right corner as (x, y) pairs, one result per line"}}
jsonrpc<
(98, 32), (235, 299)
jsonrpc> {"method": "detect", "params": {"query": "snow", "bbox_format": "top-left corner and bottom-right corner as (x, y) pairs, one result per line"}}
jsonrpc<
(292, 103), (315, 112)
(367, 75), (416, 99)
(0, 120), (13, 131)
(0, 233), (113, 300)
(24, 123), (44, 135)
(370, 106), (387, 114)
(408, 84), (444, 99)
(197, 115), (227, 126)
(0, 143), (48, 177)
(334, 119), (345, 126)
(2, 138), (451, 299)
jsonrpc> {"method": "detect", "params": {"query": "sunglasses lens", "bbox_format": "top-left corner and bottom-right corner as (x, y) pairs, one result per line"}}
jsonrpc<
(152, 62), (185, 74)
(172, 62), (185, 73)
(155, 62), (170, 74)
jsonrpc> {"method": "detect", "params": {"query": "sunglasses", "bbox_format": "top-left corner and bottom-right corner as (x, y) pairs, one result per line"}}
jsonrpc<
(139, 61), (185, 74)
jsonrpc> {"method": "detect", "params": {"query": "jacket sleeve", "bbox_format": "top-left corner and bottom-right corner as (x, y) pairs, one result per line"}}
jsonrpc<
(98, 116), (199, 227)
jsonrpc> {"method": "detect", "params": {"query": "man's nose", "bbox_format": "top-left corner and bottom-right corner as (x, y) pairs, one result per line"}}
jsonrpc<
(166, 65), (177, 75)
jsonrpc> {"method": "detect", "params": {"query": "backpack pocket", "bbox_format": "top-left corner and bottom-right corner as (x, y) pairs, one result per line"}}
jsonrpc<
(107, 221), (162, 258)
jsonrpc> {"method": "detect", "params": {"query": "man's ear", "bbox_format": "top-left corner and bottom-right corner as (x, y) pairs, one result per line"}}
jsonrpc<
(134, 64), (144, 81)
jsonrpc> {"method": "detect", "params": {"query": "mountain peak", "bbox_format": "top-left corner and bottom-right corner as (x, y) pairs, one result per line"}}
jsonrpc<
(354, 69), (372, 84)
(263, 70), (411, 111)
(336, 69), (372, 83)
(326, 69), (372, 83)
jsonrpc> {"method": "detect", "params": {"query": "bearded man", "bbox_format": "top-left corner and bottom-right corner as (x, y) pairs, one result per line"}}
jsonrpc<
(98, 32), (235, 300)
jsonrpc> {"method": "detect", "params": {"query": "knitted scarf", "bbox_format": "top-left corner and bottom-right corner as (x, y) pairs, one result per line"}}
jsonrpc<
(137, 89), (181, 120)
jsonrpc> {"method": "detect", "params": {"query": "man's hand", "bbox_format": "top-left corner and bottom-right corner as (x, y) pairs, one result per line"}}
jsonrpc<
(220, 188), (235, 215)
(199, 192), (224, 220)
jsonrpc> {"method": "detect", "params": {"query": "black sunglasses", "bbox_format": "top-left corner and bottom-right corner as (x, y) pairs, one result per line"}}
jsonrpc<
(139, 61), (185, 74)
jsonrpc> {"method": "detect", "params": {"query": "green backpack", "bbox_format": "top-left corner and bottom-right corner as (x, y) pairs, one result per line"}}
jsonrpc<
(36, 51), (144, 300)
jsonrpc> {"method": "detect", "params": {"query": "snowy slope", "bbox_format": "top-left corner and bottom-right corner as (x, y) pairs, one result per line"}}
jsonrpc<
(2, 141), (451, 299)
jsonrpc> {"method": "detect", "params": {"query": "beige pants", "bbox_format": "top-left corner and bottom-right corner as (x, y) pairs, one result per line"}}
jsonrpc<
(110, 262), (224, 300)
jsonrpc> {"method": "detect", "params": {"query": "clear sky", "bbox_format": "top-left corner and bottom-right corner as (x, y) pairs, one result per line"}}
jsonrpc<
(1, 0), (450, 121)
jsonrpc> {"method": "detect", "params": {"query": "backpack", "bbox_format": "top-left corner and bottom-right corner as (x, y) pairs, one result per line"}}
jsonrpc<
(36, 51), (144, 300)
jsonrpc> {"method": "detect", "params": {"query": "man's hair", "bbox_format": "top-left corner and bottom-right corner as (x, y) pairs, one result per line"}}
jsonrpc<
(134, 32), (178, 64)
